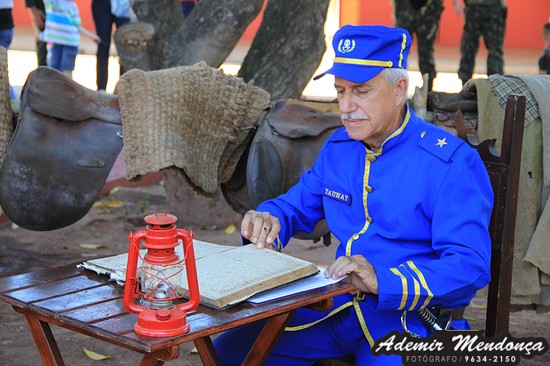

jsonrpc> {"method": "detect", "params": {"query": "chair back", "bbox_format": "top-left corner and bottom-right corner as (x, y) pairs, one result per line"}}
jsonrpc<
(459, 94), (526, 337)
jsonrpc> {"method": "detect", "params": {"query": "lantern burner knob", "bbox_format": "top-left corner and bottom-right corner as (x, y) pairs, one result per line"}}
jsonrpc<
(144, 213), (178, 229)
(156, 309), (171, 321)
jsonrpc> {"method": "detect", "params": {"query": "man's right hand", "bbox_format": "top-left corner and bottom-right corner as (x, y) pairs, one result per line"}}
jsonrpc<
(241, 210), (281, 249)
(28, 8), (46, 31)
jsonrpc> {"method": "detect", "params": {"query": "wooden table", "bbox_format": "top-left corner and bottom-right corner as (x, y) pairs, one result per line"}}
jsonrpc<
(0, 262), (354, 366)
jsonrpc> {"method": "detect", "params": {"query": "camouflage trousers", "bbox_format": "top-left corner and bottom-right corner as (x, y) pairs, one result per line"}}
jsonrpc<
(394, 0), (444, 91)
(458, 4), (507, 84)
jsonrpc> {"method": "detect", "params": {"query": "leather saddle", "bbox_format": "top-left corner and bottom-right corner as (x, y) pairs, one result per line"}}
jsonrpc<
(222, 99), (342, 242)
(428, 90), (479, 140)
(0, 67), (123, 231)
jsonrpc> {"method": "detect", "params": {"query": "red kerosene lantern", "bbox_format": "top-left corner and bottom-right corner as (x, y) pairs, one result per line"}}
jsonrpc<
(124, 213), (200, 337)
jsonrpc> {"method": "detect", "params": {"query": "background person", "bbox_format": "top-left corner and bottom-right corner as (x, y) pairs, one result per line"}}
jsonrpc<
(0, 0), (15, 98)
(43, 0), (100, 79)
(92, 0), (132, 91)
(454, 0), (507, 85)
(539, 22), (550, 74)
(25, 0), (48, 66)
(0, 0), (13, 51)
(392, 0), (444, 91)
(213, 24), (493, 365)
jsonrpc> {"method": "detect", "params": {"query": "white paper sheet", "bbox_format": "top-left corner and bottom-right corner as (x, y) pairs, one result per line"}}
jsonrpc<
(247, 268), (346, 303)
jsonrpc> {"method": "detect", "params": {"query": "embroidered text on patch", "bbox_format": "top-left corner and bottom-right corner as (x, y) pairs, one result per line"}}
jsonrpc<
(324, 188), (351, 204)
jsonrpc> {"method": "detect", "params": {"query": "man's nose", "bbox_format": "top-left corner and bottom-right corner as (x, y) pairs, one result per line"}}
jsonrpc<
(338, 93), (355, 114)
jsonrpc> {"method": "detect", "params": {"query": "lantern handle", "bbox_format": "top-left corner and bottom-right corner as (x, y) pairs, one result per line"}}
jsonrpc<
(176, 229), (201, 313)
(124, 230), (148, 314)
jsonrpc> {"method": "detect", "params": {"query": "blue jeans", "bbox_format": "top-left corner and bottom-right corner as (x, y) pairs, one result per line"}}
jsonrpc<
(0, 28), (13, 49)
(0, 28), (16, 98)
(49, 44), (78, 72)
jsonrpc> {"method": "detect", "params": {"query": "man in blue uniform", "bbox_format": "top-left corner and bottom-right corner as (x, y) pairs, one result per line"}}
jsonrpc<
(214, 24), (493, 365)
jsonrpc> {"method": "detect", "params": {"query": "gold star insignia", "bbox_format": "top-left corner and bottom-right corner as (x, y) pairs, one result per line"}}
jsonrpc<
(436, 137), (448, 148)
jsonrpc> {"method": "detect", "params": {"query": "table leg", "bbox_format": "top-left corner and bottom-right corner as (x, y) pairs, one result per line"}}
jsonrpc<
(139, 356), (165, 366)
(20, 310), (65, 366)
(242, 310), (296, 366)
(138, 345), (180, 366)
(194, 337), (222, 366)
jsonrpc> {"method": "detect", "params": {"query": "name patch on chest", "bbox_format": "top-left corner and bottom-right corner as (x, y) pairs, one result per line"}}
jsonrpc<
(324, 187), (351, 205)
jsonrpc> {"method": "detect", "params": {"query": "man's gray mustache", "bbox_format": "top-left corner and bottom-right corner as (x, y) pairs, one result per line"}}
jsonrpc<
(341, 112), (368, 119)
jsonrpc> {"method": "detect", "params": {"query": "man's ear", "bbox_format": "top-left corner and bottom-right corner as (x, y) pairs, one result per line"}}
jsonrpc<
(395, 77), (408, 105)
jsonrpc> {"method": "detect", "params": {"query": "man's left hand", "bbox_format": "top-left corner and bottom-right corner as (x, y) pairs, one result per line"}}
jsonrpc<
(324, 255), (378, 295)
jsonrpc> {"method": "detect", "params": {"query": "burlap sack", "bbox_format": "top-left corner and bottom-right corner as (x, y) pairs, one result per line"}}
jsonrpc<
(0, 47), (13, 163)
(117, 61), (270, 196)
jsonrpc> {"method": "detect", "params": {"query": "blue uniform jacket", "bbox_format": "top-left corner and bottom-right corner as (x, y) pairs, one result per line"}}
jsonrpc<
(257, 106), (493, 345)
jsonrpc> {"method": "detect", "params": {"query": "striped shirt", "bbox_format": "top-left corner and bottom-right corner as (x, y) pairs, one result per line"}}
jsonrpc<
(43, 0), (81, 47)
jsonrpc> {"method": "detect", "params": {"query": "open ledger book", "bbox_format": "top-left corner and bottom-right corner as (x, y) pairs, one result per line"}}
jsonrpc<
(79, 240), (320, 310)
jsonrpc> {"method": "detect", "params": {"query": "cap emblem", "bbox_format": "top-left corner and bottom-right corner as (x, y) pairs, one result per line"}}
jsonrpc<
(338, 39), (356, 53)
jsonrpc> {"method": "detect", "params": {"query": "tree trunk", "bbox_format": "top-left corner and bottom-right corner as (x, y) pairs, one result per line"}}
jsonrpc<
(129, 0), (184, 71)
(115, 0), (264, 71)
(162, 168), (243, 229)
(238, 0), (331, 99)
(165, 0), (265, 68)
(114, 0), (331, 228)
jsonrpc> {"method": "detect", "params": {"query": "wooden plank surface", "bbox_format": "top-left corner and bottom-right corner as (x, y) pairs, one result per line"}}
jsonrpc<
(5, 276), (104, 307)
(61, 297), (125, 323)
(33, 283), (122, 312)
(0, 263), (355, 354)
(0, 265), (81, 294)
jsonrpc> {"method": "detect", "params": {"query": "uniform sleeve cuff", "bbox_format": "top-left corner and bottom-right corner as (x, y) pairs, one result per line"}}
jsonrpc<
(368, 265), (411, 311)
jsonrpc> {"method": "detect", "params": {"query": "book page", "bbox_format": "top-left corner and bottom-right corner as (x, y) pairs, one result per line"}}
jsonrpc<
(78, 239), (231, 284)
(180, 244), (319, 308)
(79, 240), (319, 309)
(189, 239), (237, 259)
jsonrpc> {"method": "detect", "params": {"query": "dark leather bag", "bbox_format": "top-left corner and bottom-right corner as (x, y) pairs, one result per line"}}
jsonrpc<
(0, 67), (123, 231)
(222, 100), (342, 242)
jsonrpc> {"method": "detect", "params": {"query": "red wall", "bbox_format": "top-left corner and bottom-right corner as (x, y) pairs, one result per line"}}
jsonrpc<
(13, 0), (550, 50)
(358, 0), (550, 49)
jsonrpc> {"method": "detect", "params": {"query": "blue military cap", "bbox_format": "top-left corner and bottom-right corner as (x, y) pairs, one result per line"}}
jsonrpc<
(314, 24), (412, 83)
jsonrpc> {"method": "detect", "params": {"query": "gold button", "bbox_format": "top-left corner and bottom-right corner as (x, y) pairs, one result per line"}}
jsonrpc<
(365, 185), (373, 192)
(352, 233), (359, 240)
(367, 155), (376, 162)
(367, 217), (373, 223)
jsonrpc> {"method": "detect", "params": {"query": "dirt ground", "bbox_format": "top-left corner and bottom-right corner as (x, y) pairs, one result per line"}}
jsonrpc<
(0, 183), (549, 365)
